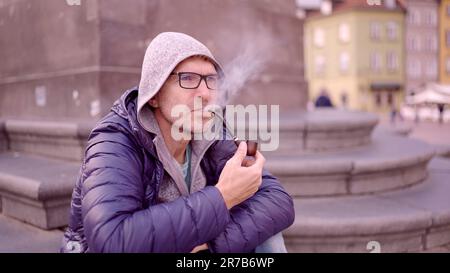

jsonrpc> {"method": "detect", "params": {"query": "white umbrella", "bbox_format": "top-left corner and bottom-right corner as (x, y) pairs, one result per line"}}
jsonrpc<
(406, 88), (450, 105)
(429, 83), (450, 96)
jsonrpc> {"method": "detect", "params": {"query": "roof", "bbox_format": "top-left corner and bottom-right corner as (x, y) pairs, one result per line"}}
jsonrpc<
(305, 0), (407, 19)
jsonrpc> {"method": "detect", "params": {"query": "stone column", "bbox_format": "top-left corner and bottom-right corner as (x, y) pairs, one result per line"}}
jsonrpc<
(0, 0), (307, 121)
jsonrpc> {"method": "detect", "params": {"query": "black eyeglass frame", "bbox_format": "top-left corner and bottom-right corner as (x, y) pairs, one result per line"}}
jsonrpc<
(170, 71), (220, 90)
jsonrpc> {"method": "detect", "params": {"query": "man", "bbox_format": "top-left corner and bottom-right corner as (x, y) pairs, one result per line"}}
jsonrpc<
(315, 89), (334, 108)
(438, 103), (445, 124)
(61, 32), (294, 253)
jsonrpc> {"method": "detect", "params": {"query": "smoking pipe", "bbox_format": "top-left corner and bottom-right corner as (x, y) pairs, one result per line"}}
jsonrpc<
(208, 109), (258, 157)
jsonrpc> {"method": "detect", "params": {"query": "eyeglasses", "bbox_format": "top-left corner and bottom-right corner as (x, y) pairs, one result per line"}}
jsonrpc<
(170, 72), (220, 90)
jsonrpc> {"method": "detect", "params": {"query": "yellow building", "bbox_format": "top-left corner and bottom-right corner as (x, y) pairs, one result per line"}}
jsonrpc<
(439, 0), (450, 84)
(304, 1), (406, 113)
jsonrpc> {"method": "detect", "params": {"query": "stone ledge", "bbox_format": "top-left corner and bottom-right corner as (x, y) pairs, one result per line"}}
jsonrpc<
(285, 196), (432, 238)
(284, 162), (450, 252)
(238, 109), (379, 154)
(266, 134), (435, 197)
(0, 152), (79, 229)
(434, 145), (450, 158)
(4, 119), (95, 161)
(1, 192), (71, 230)
(375, 124), (413, 137)
(285, 230), (425, 253)
(351, 136), (434, 174)
(426, 225), (450, 249)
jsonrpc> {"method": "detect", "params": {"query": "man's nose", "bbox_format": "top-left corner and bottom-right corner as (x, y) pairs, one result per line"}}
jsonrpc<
(195, 78), (211, 101)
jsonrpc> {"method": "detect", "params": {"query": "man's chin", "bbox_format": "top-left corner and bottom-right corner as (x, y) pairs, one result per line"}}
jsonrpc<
(190, 123), (210, 135)
(171, 115), (215, 140)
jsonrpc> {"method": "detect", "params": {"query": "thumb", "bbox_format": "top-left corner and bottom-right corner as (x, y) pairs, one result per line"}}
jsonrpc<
(231, 141), (247, 165)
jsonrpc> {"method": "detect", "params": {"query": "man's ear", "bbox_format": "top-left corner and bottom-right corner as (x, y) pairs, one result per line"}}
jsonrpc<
(148, 98), (159, 108)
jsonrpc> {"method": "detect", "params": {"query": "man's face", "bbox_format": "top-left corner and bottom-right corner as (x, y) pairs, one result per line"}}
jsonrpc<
(151, 56), (219, 135)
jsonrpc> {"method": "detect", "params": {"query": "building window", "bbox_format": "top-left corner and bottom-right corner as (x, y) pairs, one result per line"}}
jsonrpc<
(387, 52), (398, 71)
(446, 30), (450, 47)
(387, 93), (393, 106)
(425, 9), (437, 26)
(408, 59), (421, 78)
(320, 0), (332, 15)
(387, 21), (398, 40)
(339, 52), (350, 73)
(407, 10), (414, 24)
(407, 36), (414, 51)
(370, 52), (382, 72)
(384, 0), (396, 10)
(315, 55), (326, 75)
(430, 36), (438, 52)
(423, 35), (437, 51)
(375, 93), (382, 107)
(446, 57), (450, 74)
(423, 37), (429, 51)
(338, 23), (350, 43)
(314, 27), (325, 48)
(370, 22), (381, 40)
(411, 36), (421, 51)
(425, 59), (438, 78)
(408, 9), (420, 25)
(432, 9), (438, 25)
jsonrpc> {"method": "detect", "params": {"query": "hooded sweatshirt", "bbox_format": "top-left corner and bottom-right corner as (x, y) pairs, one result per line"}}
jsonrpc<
(137, 32), (223, 135)
(136, 32), (224, 203)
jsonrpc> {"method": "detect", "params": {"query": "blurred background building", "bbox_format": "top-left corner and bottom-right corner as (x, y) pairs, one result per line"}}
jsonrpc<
(303, 0), (406, 113)
(405, 0), (439, 96)
(300, 0), (450, 121)
(440, 0), (450, 84)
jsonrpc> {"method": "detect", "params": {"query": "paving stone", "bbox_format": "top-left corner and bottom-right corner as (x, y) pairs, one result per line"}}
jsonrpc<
(0, 214), (63, 253)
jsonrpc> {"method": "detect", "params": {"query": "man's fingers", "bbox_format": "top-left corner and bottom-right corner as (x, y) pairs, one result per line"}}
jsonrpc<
(249, 150), (265, 169)
(231, 141), (247, 165)
(242, 157), (256, 167)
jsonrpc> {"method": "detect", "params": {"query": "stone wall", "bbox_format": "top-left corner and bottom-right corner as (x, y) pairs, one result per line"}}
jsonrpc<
(0, 0), (307, 121)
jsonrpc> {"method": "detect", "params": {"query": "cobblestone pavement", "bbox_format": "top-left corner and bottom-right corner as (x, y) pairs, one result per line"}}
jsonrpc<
(0, 214), (63, 253)
(379, 117), (450, 147)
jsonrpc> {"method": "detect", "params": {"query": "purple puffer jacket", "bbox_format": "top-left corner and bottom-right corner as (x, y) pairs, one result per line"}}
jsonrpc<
(61, 87), (295, 253)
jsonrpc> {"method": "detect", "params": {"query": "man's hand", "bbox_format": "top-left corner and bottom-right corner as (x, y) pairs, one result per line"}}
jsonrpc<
(215, 141), (265, 210)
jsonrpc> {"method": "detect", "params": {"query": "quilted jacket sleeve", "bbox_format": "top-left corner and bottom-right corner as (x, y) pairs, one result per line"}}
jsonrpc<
(206, 140), (295, 253)
(81, 122), (230, 253)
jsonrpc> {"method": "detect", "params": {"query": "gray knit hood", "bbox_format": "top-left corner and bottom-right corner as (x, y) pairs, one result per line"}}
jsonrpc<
(137, 32), (224, 132)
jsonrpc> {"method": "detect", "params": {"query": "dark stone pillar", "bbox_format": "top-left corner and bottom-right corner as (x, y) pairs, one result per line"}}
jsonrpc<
(0, 0), (306, 121)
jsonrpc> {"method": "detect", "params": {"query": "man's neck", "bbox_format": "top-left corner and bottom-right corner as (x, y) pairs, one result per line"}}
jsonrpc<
(154, 109), (190, 164)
